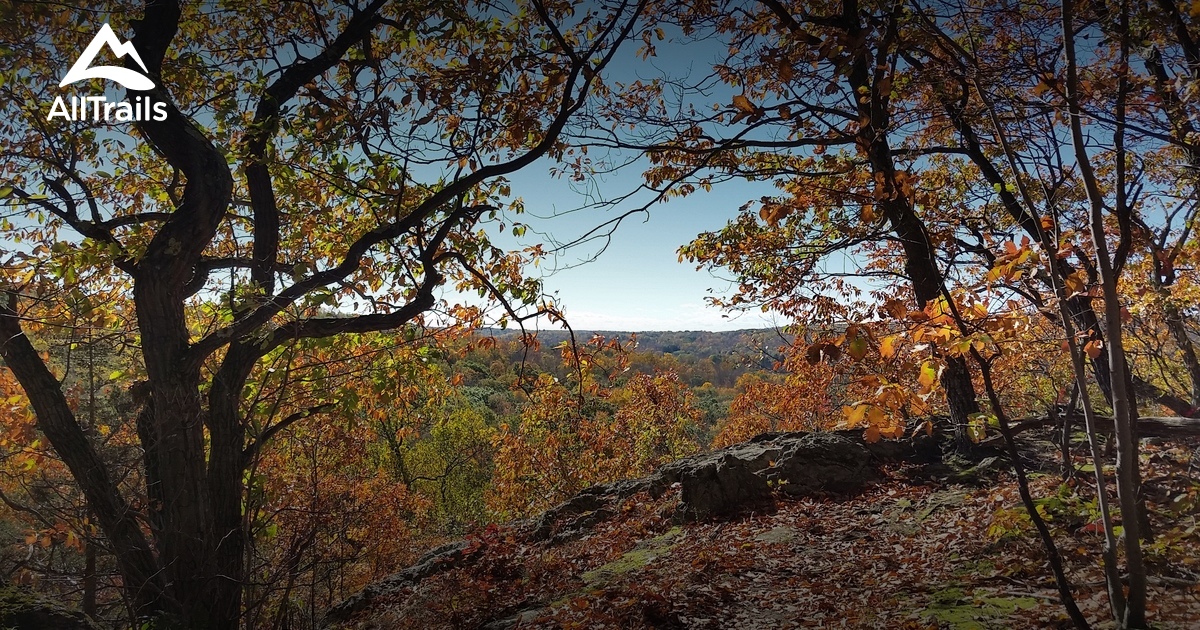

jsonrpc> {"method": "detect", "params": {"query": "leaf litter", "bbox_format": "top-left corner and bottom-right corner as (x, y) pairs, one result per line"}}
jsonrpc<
(337, 437), (1200, 629)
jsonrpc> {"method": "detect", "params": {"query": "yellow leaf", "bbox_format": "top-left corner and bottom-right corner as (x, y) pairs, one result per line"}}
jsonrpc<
(843, 404), (867, 427)
(917, 360), (939, 390)
(879, 335), (898, 359)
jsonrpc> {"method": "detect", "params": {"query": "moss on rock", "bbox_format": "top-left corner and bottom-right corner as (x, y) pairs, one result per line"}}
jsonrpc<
(0, 585), (97, 630)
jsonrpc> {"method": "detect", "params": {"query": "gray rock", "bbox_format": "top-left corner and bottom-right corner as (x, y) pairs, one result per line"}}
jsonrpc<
(531, 477), (654, 543)
(323, 539), (476, 625)
(659, 432), (880, 520)
(754, 526), (798, 544)
(481, 606), (545, 629)
(0, 585), (98, 630)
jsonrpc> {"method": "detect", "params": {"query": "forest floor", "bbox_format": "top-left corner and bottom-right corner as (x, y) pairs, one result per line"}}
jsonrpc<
(336, 434), (1200, 629)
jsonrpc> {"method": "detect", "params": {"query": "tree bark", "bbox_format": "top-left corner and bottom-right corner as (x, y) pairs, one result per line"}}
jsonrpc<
(1162, 296), (1200, 412)
(844, 4), (981, 450)
(984, 414), (1200, 442)
(1062, 0), (1147, 622)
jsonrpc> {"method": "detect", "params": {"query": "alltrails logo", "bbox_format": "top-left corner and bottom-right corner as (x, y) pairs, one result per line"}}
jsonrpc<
(46, 23), (167, 122)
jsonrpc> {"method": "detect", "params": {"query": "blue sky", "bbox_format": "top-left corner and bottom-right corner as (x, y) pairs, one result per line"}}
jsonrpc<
(472, 20), (788, 333)
(14, 8), (791, 333)
(493, 164), (784, 332)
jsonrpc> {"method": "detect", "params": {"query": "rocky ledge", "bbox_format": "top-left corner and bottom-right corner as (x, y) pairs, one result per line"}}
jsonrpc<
(324, 429), (943, 626)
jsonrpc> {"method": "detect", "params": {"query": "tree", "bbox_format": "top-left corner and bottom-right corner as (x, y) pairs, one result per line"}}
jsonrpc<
(615, 0), (986, 451)
(602, 1), (1200, 627)
(0, 1), (649, 626)
(901, 1), (1200, 624)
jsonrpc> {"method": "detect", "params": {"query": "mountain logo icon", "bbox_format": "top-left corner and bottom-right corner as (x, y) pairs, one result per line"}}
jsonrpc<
(59, 23), (155, 91)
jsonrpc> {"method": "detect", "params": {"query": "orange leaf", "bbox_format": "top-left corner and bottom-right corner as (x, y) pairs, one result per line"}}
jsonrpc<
(1064, 270), (1088, 297)
(881, 298), (907, 319)
(732, 94), (757, 114)
(906, 310), (930, 322)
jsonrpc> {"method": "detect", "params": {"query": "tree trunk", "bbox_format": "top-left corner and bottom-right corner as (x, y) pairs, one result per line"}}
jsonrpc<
(0, 296), (168, 618)
(1061, 0), (1147, 622)
(83, 538), (97, 619)
(840, 3), (980, 450)
(974, 353), (1091, 630)
(1163, 303), (1200, 412)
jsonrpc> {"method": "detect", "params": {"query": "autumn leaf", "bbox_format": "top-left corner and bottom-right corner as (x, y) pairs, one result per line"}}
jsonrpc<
(917, 360), (939, 390)
(866, 405), (886, 427)
(842, 404), (868, 427)
(759, 202), (791, 226)
(1064, 270), (1088, 297)
(806, 341), (841, 364)
(730, 94), (762, 124)
(879, 335), (898, 359)
(732, 94), (757, 114)
(846, 335), (869, 361)
(878, 298), (907, 320)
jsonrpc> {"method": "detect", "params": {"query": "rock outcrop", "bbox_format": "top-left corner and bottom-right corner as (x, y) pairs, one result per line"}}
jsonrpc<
(535, 429), (941, 530)
(324, 429), (942, 626)
(0, 585), (98, 630)
(324, 540), (477, 624)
